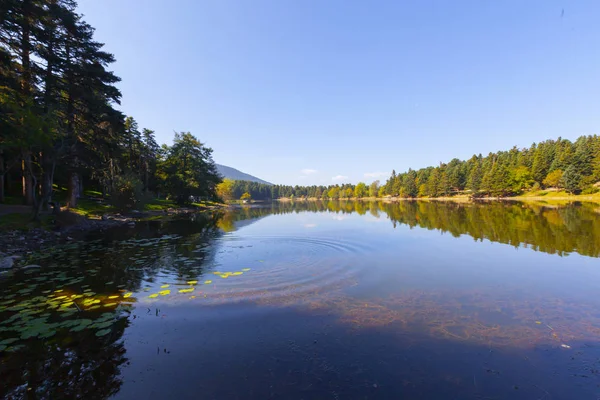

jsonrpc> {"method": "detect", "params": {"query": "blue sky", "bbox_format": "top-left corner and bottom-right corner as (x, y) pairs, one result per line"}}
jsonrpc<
(78, 0), (600, 185)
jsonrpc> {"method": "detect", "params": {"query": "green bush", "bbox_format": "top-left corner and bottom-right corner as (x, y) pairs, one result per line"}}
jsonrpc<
(110, 174), (148, 212)
(581, 186), (599, 195)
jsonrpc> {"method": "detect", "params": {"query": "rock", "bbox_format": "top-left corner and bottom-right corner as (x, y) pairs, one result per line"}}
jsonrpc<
(0, 257), (14, 270)
(0, 255), (21, 270)
(21, 264), (41, 270)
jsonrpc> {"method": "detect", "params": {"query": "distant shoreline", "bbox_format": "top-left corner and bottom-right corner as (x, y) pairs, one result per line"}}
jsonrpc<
(275, 192), (600, 204)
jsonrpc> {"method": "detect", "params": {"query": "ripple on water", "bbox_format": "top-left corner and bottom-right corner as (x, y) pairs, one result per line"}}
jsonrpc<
(197, 235), (371, 305)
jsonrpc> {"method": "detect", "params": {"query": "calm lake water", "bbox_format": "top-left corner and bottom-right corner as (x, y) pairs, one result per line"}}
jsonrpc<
(1, 201), (600, 399)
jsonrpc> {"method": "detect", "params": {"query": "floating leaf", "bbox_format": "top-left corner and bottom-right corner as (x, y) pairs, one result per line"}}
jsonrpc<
(54, 289), (63, 293)
(39, 330), (56, 339)
(104, 303), (117, 307)
(149, 294), (158, 299)
(123, 292), (133, 298)
(242, 268), (251, 272)
(159, 290), (170, 296)
(160, 284), (170, 289)
(186, 281), (198, 285)
(535, 321), (542, 325)
(105, 281), (114, 285)
(232, 272), (243, 276)
(95, 329), (111, 337)
(189, 296), (196, 299)
(178, 288), (194, 294)
(0, 338), (19, 346)
(220, 275), (229, 279)
(204, 280), (212, 284)
(108, 295), (119, 299)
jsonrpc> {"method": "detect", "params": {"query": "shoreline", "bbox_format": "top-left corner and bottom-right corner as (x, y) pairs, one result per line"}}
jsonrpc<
(0, 204), (224, 269)
(275, 194), (600, 203)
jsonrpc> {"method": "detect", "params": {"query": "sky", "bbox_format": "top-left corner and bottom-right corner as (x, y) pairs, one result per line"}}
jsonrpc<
(77, 0), (600, 186)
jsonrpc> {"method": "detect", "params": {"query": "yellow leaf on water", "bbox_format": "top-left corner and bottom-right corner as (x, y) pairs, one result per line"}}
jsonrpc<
(123, 292), (133, 298)
(232, 272), (243, 276)
(189, 295), (196, 299)
(242, 268), (251, 272)
(213, 272), (222, 275)
(108, 295), (119, 299)
(55, 296), (67, 300)
(104, 303), (117, 307)
(220, 275), (228, 279)
(159, 290), (171, 296)
(160, 284), (170, 289)
(535, 321), (542, 325)
(54, 289), (64, 293)
(204, 280), (212, 284)
(178, 288), (194, 294)
(149, 294), (158, 299)
(186, 280), (198, 285)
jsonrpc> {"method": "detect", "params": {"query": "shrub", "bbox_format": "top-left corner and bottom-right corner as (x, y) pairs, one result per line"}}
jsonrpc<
(110, 174), (148, 212)
(581, 186), (599, 195)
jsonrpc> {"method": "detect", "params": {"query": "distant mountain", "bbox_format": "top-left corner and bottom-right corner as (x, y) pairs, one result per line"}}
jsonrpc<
(216, 164), (272, 185)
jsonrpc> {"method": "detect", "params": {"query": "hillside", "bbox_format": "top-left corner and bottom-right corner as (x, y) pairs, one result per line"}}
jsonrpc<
(216, 164), (272, 185)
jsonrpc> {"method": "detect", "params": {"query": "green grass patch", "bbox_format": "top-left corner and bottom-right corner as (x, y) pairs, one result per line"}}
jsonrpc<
(144, 198), (177, 211)
(69, 199), (114, 217)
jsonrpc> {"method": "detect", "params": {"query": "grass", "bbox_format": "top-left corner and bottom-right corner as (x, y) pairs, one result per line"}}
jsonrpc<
(514, 190), (600, 203)
(68, 198), (114, 217)
(145, 198), (177, 211)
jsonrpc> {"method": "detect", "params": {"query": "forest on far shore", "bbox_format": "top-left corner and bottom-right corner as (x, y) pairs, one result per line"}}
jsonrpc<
(218, 135), (600, 201)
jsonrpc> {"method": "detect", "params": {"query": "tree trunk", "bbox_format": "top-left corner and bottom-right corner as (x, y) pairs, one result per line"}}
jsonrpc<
(22, 154), (34, 205)
(67, 172), (79, 208)
(0, 150), (5, 203)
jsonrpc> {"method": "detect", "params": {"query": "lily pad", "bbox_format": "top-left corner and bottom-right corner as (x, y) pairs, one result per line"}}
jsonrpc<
(123, 292), (133, 298)
(95, 329), (111, 337)
(178, 288), (194, 294)
(186, 281), (198, 285)
(0, 338), (19, 346)
(160, 284), (170, 289)
(159, 290), (171, 296)
(204, 280), (212, 284)
(149, 293), (158, 299)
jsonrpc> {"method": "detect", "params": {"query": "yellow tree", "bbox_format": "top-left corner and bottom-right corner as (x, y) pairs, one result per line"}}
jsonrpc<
(217, 178), (234, 201)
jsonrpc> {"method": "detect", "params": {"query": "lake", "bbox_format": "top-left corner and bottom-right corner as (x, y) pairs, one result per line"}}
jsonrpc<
(1, 200), (600, 399)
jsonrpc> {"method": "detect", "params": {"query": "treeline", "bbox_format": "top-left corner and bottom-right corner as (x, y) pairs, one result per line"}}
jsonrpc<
(381, 135), (600, 198)
(221, 135), (600, 200)
(0, 0), (220, 217)
(218, 179), (382, 201)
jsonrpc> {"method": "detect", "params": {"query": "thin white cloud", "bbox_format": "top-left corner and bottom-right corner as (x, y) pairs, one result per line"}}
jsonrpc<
(364, 172), (387, 178)
(300, 168), (318, 175)
(332, 175), (349, 181)
(304, 223), (317, 228)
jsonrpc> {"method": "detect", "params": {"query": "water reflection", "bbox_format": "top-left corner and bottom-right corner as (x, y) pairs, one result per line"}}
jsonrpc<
(229, 200), (600, 257)
(1, 201), (599, 399)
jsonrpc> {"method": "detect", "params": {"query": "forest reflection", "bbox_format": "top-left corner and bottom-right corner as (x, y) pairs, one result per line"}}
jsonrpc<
(219, 200), (600, 258)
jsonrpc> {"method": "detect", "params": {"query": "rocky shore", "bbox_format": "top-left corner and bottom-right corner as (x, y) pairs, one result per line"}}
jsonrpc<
(0, 206), (220, 271)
